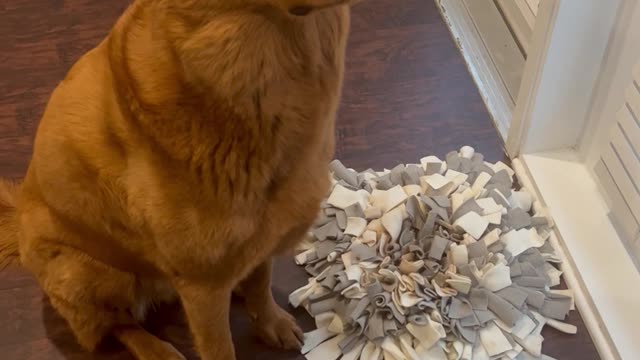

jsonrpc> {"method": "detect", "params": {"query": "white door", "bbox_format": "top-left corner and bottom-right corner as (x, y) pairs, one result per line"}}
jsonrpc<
(594, 63), (640, 261)
(584, 1), (640, 265)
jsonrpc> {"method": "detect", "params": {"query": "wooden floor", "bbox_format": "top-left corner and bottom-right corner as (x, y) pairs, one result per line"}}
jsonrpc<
(0, 0), (599, 359)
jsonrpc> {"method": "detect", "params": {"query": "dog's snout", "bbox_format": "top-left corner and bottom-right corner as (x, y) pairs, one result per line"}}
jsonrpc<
(287, 0), (360, 16)
(289, 6), (313, 16)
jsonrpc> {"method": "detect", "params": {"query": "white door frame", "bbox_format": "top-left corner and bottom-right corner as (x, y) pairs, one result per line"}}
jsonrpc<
(508, 1), (639, 359)
(506, 0), (621, 157)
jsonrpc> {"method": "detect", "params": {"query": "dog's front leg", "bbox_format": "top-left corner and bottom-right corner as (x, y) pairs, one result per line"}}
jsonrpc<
(173, 280), (235, 360)
(235, 258), (304, 350)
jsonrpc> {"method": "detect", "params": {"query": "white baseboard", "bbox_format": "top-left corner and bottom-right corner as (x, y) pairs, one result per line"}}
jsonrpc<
(435, 0), (514, 141)
(515, 150), (640, 360)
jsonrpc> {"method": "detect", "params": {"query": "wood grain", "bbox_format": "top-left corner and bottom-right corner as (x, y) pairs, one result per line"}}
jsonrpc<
(0, 0), (599, 359)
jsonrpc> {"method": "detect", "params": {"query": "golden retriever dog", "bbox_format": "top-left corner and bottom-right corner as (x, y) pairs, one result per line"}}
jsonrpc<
(0, 0), (355, 359)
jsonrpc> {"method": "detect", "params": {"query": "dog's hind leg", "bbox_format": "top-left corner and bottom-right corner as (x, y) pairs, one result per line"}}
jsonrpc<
(114, 325), (186, 360)
(21, 239), (184, 359)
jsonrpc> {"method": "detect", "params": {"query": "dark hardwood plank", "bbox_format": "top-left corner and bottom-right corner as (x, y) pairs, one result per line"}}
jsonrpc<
(0, 0), (598, 359)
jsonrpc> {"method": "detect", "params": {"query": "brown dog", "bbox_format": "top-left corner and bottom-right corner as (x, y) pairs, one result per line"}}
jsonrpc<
(0, 0), (354, 359)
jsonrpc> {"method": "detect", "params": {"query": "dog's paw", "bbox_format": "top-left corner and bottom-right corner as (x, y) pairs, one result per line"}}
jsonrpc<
(252, 305), (304, 350)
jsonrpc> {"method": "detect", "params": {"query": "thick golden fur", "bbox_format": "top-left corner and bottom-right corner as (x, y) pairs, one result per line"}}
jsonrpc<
(0, 0), (353, 359)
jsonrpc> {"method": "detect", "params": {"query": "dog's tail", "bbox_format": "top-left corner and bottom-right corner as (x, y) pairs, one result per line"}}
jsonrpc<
(0, 179), (21, 269)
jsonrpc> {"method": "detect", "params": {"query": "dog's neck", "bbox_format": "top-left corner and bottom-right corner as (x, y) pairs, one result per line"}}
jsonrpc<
(112, 1), (347, 105)
(107, 0), (349, 200)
